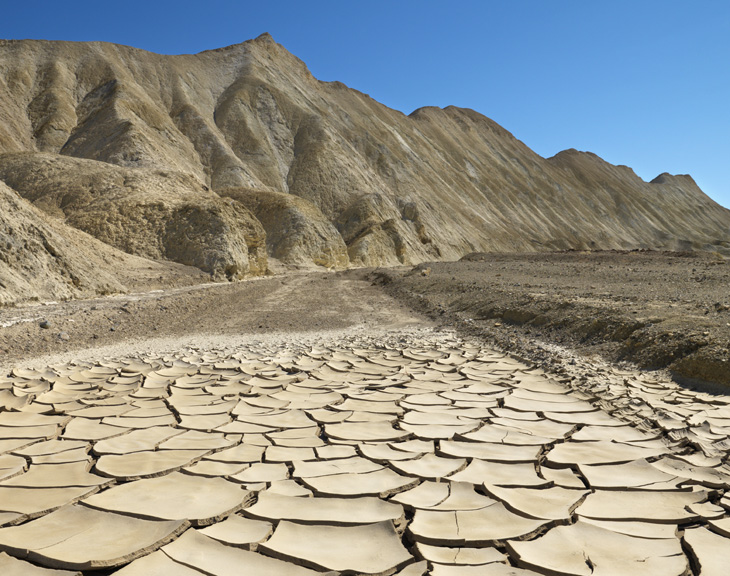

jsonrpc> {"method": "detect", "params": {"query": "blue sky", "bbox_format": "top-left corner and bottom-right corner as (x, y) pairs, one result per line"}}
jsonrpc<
(2, 1), (728, 208)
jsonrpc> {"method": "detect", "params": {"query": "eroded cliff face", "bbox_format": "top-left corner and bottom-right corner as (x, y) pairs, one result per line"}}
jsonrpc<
(0, 180), (208, 305)
(0, 33), (728, 301)
(0, 153), (267, 280)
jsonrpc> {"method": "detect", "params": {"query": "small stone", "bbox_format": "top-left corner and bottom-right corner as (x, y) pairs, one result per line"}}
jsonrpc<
(57, 332), (70, 341)
(39, 320), (51, 329)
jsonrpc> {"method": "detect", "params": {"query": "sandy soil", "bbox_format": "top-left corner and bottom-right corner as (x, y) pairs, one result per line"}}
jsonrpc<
(2, 251), (728, 391)
(375, 250), (730, 391)
(0, 269), (426, 373)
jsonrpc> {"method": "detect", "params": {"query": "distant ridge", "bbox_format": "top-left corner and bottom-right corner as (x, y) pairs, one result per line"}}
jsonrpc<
(0, 34), (728, 303)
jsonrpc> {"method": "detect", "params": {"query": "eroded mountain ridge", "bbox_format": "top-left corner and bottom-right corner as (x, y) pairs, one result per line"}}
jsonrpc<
(1, 33), (728, 304)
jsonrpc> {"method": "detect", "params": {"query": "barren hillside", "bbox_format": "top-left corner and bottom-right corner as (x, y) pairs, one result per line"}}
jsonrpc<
(0, 34), (728, 304)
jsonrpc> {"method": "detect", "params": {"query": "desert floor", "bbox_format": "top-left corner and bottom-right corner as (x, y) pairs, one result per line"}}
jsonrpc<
(0, 252), (729, 575)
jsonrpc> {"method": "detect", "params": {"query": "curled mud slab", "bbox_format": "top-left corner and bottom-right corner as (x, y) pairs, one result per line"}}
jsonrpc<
(0, 328), (729, 575)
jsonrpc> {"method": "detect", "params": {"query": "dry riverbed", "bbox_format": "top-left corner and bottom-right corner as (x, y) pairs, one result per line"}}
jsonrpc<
(375, 250), (730, 392)
(1, 254), (730, 574)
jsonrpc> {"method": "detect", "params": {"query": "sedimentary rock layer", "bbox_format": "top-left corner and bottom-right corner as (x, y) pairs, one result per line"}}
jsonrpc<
(0, 33), (727, 296)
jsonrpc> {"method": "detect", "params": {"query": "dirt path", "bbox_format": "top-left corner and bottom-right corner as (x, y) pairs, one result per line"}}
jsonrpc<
(0, 269), (427, 372)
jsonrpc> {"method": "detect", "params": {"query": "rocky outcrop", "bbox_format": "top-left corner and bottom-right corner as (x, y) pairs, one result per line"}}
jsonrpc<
(0, 34), (727, 283)
(0, 153), (267, 279)
(0, 180), (203, 306)
(219, 187), (348, 269)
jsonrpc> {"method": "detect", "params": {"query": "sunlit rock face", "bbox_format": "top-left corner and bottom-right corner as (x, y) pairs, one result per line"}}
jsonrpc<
(0, 33), (728, 284)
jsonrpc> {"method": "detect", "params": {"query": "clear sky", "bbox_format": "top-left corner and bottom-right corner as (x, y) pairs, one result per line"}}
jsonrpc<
(2, 1), (728, 208)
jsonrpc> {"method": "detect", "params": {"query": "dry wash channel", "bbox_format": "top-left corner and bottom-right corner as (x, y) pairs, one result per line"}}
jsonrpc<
(0, 329), (729, 575)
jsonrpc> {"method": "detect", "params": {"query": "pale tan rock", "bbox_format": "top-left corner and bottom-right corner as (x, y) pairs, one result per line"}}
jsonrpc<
(432, 564), (542, 576)
(0, 180), (169, 306)
(267, 479), (313, 497)
(162, 528), (325, 575)
(449, 459), (550, 487)
(460, 426), (552, 445)
(220, 188), (349, 269)
(484, 484), (588, 521)
(301, 468), (419, 497)
(390, 453), (467, 480)
(0, 552), (82, 576)
(409, 504), (548, 545)
(157, 430), (235, 451)
(580, 517), (679, 539)
(438, 440), (539, 462)
(538, 466), (586, 488)
(547, 440), (665, 466)
(230, 462), (289, 483)
(292, 456), (383, 478)
(571, 424), (659, 442)
(198, 515), (273, 549)
(415, 542), (506, 565)
(0, 424), (59, 440)
(30, 447), (90, 465)
(576, 489), (708, 523)
(95, 449), (209, 479)
(247, 491), (404, 527)
(325, 420), (410, 442)
(62, 418), (127, 441)
(81, 471), (251, 525)
(391, 481), (451, 509)
(0, 486), (100, 518)
(0, 154), (267, 280)
(260, 520), (413, 573)
(0, 504), (188, 570)
(400, 422), (479, 440)
(650, 456), (730, 489)
(0, 454), (26, 481)
(1, 461), (109, 488)
(425, 482), (499, 511)
(107, 550), (205, 575)
(507, 521), (688, 576)
(92, 427), (183, 455)
(579, 458), (684, 490)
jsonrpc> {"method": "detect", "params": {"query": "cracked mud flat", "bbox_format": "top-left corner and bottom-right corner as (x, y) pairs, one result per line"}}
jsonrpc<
(1, 326), (730, 576)
(1, 267), (730, 575)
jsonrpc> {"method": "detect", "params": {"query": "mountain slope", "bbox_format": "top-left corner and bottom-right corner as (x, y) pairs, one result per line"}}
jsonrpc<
(0, 180), (207, 306)
(0, 33), (727, 285)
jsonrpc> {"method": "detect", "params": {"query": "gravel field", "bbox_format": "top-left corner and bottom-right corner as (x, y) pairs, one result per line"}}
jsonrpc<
(375, 250), (730, 391)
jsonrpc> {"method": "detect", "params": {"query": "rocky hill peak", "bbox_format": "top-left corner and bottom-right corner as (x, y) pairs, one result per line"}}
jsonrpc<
(0, 36), (728, 304)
